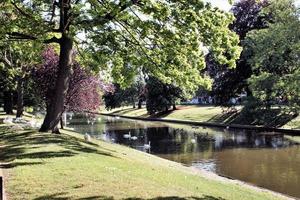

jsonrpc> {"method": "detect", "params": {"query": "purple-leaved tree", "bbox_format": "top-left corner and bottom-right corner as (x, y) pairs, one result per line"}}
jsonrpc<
(33, 47), (113, 133)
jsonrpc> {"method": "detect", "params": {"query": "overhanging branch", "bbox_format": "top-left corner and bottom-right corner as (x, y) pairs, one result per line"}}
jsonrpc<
(78, 0), (141, 27)
(7, 32), (60, 44)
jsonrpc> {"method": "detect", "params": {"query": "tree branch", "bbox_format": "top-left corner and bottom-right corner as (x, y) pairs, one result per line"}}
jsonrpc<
(45, 37), (61, 44)
(7, 32), (60, 44)
(78, 0), (141, 27)
(11, 1), (33, 19)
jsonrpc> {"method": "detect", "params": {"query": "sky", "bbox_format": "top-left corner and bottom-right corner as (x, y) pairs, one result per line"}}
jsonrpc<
(205, 0), (232, 11)
(206, 0), (300, 11)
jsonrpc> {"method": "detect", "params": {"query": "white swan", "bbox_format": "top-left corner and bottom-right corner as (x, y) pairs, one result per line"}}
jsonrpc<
(131, 136), (138, 140)
(123, 131), (131, 139)
(144, 141), (151, 149)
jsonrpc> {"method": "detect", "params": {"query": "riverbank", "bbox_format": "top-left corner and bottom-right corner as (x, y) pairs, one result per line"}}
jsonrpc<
(101, 105), (300, 133)
(0, 121), (291, 199)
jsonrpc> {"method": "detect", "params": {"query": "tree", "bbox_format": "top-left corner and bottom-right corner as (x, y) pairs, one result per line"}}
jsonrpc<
(145, 76), (182, 115)
(1, 0), (241, 132)
(103, 76), (145, 110)
(246, 0), (300, 111)
(33, 47), (106, 132)
(0, 41), (41, 117)
(206, 0), (270, 104)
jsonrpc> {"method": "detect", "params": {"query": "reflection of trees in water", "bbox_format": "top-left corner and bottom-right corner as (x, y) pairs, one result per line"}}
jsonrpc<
(70, 116), (293, 153)
(214, 132), (289, 150)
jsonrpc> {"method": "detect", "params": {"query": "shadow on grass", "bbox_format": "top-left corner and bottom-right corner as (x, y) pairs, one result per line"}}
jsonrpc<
(33, 193), (225, 200)
(0, 126), (116, 168)
(109, 108), (136, 115)
(148, 110), (176, 119)
(0, 161), (44, 169)
(206, 107), (297, 128)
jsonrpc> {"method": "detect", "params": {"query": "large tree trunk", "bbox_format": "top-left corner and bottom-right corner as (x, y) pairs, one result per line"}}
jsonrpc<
(172, 103), (176, 110)
(138, 99), (142, 109)
(16, 77), (24, 118)
(4, 90), (13, 115)
(132, 98), (136, 109)
(40, 35), (73, 133)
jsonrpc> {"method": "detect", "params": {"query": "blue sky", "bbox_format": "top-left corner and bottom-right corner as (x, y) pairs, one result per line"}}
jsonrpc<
(206, 0), (300, 11)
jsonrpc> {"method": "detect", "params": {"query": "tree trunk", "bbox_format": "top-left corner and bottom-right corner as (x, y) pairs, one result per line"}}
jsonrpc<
(165, 106), (168, 112)
(40, 35), (73, 133)
(138, 99), (142, 109)
(172, 103), (176, 110)
(60, 116), (64, 129)
(16, 77), (24, 118)
(4, 90), (13, 115)
(132, 98), (136, 109)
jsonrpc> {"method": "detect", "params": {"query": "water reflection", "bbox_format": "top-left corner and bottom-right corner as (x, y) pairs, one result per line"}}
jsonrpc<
(69, 115), (300, 198)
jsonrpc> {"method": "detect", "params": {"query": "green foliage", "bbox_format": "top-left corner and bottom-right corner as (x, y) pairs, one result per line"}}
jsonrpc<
(248, 72), (278, 108)
(246, 0), (300, 111)
(75, 0), (241, 95)
(1, 0), (242, 121)
(103, 77), (145, 110)
(146, 77), (182, 115)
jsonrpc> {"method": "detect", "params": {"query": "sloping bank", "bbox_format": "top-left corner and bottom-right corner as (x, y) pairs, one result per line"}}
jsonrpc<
(0, 123), (292, 200)
(100, 113), (300, 136)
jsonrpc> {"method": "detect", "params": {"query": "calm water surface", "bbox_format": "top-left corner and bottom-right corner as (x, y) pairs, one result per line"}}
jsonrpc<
(69, 115), (300, 198)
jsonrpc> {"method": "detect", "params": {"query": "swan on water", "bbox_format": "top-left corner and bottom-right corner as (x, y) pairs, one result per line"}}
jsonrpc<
(144, 141), (151, 149)
(131, 136), (138, 140)
(123, 131), (131, 139)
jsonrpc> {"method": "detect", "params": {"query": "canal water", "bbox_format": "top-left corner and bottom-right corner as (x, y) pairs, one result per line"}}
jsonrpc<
(68, 114), (300, 198)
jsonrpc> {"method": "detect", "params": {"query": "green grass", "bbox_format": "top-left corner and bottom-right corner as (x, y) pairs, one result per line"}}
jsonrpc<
(0, 124), (286, 200)
(102, 105), (230, 122)
(282, 115), (300, 129)
(102, 105), (300, 129)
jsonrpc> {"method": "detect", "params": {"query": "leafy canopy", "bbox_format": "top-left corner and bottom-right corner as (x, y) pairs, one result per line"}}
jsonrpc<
(1, 0), (241, 96)
(246, 0), (300, 109)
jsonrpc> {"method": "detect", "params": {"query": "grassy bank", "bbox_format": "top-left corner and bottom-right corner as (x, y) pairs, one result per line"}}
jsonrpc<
(0, 123), (288, 200)
(102, 105), (300, 129)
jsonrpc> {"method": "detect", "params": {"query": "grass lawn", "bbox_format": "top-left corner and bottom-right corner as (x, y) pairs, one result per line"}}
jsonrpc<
(0, 122), (288, 200)
(102, 105), (300, 129)
(102, 105), (230, 122)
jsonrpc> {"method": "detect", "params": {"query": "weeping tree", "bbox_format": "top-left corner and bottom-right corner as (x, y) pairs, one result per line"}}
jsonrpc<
(1, 0), (241, 133)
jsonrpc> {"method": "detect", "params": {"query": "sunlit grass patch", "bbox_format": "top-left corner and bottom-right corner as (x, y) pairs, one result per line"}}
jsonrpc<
(0, 124), (286, 200)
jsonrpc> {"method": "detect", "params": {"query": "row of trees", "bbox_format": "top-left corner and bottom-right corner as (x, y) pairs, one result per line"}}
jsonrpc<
(0, 0), (242, 132)
(1, 0), (299, 131)
(204, 0), (300, 113)
(105, 0), (300, 117)
(103, 76), (182, 115)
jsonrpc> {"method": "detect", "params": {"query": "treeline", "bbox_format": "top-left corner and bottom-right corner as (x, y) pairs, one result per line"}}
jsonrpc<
(0, 0), (299, 132)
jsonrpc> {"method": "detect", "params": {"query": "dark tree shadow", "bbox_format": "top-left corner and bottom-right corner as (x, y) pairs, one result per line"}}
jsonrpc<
(0, 127), (117, 169)
(0, 162), (44, 169)
(33, 194), (226, 200)
(109, 108), (136, 115)
(206, 107), (297, 128)
(33, 192), (70, 200)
